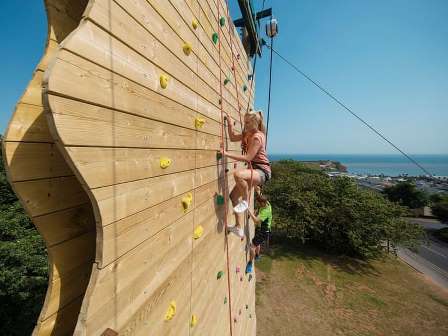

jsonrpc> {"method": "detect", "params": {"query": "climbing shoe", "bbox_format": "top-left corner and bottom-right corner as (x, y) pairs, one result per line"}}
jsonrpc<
(228, 225), (244, 238)
(245, 261), (253, 274)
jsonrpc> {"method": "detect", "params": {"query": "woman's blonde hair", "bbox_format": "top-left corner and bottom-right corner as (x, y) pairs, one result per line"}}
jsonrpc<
(244, 110), (266, 134)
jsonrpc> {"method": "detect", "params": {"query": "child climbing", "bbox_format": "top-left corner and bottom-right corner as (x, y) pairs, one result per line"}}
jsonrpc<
(221, 110), (271, 238)
(245, 193), (272, 273)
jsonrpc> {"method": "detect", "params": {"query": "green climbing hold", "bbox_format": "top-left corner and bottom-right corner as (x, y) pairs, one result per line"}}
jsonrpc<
(216, 194), (225, 206)
(224, 77), (230, 85)
(243, 84), (248, 92)
(224, 297), (228, 304)
(246, 304), (249, 310)
(216, 151), (223, 160)
(212, 32), (219, 44)
(220, 17), (226, 27)
(217, 270), (224, 279)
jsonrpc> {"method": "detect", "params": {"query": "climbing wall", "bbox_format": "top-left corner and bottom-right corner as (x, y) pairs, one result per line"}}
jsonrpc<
(3, 0), (256, 335)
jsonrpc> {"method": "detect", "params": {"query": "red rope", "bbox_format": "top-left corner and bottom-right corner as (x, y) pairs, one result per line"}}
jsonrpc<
(222, 0), (255, 223)
(216, 1), (234, 335)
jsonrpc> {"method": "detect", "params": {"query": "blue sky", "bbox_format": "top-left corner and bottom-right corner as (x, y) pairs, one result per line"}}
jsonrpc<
(1, 0), (447, 154)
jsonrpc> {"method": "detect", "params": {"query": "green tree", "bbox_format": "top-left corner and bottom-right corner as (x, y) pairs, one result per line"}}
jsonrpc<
(264, 161), (425, 258)
(383, 182), (428, 209)
(430, 194), (448, 223)
(0, 136), (48, 335)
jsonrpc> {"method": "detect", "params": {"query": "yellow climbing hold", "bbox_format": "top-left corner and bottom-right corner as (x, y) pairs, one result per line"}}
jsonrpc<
(165, 301), (176, 321)
(192, 19), (199, 30)
(160, 74), (169, 89)
(193, 225), (204, 239)
(190, 314), (198, 327)
(195, 117), (205, 129)
(182, 193), (193, 213)
(183, 42), (192, 56)
(160, 157), (172, 169)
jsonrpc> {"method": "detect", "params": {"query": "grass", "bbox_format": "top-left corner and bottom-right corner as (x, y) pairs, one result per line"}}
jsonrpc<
(255, 243), (448, 336)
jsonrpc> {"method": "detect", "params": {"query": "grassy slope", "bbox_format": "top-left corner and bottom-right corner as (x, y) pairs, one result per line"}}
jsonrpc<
(255, 244), (448, 336)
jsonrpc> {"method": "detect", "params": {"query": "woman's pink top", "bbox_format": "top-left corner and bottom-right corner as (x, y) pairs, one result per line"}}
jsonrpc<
(246, 131), (271, 174)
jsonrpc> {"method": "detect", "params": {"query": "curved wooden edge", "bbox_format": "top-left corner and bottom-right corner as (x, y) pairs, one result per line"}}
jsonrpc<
(2, 1), (93, 335)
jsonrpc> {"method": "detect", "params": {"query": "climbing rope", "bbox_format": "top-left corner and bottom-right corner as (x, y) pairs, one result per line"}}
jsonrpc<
(216, 2), (234, 335)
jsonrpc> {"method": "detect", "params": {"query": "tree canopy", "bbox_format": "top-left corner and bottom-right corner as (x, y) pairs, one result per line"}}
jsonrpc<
(263, 160), (426, 259)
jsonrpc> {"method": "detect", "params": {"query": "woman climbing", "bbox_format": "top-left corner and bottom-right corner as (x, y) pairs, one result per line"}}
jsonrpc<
(221, 110), (271, 238)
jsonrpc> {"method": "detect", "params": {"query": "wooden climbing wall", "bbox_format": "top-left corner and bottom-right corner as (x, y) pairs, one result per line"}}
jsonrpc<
(3, 0), (257, 335)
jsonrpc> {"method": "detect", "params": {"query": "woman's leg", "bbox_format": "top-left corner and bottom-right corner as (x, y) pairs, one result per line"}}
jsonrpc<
(229, 185), (242, 227)
(233, 168), (262, 204)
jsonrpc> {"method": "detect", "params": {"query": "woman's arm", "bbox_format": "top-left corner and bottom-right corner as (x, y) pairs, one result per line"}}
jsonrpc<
(224, 136), (261, 162)
(225, 114), (243, 142)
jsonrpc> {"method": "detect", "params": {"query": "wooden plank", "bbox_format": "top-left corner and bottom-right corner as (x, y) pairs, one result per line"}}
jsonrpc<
(87, 0), (241, 114)
(45, 53), (242, 132)
(91, 162), (238, 226)
(100, 174), (235, 267)
(36, 296), (84, 336)
(49, 231), (95, 281)
(13, 176), (89, 218)
(40, 261), (92, 320)
(4, 104), (52, 144)
(82, 211), (196, 334)
(190, 0), (250, 83)
(33, 203), (95, 247)
(66, 147), (238, 191)
(3, 142), (72, 182)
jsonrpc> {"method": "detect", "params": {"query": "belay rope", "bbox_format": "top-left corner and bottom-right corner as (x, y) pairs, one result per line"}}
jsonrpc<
(217, 0), (261, 333)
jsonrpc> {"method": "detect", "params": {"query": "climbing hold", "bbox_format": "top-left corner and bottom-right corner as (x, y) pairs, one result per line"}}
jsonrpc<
(212, 32), (219, 44)
(243, 84), (248, 92)
(183, 42), (192, 56)
(160, 74), (169, 89)
(224, 77), (230, 85)
(249, 314), (252, 319)
(216, 194), (225, 205)
(225, 168), (229, 173)
(239, 309), (242, 315)
(182, 193), (193, 213)
(248, 274), (253, 282)
(193, 225), (204, 239)
(216, 151), (223, 160)
(195, 117), (205, 129)
(236, 266), (240, 273)
(192, 19), (199, 29)
(240, 276), (243, 282)
(224, 296), (228, 304)
(164, 301), (176, 321)
(219, 17), (226, 27)
(218, 98), (222, 105)
(160, 157), (172, 169)
(234, 317), (237, 323)
(246, 304), (249, 310)
(248, 74), (253, 80)
(236, 53), (240, 60)
(231, 65), (235, 71)
(217, 270), (224, 279)
(190, 314), (198, 327)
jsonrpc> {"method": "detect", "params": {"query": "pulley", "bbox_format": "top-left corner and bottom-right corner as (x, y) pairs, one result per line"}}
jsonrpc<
(266, 17), (278, 38)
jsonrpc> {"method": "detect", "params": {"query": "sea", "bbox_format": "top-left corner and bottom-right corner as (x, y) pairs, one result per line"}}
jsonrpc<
(269, 154), (448, 177)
